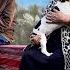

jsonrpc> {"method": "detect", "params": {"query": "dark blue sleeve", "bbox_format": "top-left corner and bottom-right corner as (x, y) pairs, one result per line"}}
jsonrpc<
(19, 28), (64, 70)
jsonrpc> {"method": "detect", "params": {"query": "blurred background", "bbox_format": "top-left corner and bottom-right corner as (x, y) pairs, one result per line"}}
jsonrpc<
(14, 0), (50, 45)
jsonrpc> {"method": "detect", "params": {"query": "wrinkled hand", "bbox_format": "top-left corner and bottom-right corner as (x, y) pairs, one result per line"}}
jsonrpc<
(30, 34), (41, 45)
(46, 9), (69, 24)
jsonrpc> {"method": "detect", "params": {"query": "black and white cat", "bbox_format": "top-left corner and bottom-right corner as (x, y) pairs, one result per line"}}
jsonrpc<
(32, 0), (70, 56)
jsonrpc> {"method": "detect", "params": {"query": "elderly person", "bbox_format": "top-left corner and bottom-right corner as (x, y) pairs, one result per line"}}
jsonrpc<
(19, 0), (70, 70)
(0, 0), (16, 44)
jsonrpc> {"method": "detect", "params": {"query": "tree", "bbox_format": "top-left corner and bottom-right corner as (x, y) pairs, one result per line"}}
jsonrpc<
(29, 5), (39, 18)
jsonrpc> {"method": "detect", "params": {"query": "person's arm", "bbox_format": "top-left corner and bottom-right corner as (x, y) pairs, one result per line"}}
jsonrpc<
(0, 0), (16, 30)
(46, 9), (70, 26)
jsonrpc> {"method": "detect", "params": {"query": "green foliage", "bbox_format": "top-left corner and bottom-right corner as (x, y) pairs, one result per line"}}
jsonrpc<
(13, 4), (43, 44)
(16, 9), (28, 19)
(29, 5), (39, 18)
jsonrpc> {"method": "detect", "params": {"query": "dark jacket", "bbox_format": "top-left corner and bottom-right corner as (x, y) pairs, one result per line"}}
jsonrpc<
(0, 0), (16, 42)
(19, 28), (65, 70)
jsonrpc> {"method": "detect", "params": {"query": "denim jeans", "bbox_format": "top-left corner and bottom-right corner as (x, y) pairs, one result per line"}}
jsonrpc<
(0, 34), (10, 45)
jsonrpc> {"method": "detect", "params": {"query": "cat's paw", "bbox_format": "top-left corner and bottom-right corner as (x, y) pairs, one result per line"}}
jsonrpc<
(41, 50), (53, 56)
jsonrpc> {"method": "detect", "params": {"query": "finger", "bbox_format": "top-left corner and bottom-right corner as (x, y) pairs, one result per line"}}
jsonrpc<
(32, 39), (39, 45)
(46, 17), (57, 23)
(47, 13), (57, 19)
(46, 21), (52, 23)
(46, 16), (52, 21)
(53, 9), (58, 13)
(48, 11), (55, 15)
(37, 37), (41, 42)
(30, 38), (34, 42)
(34, 35), (41, 42)
(47, 12), (55, 18)
(30, 35), (35, 38)
(46, 14), (51, 17)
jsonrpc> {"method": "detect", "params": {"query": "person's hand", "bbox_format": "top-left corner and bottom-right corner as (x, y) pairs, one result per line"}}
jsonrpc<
(46, 9), (70, 25)
(30, 34), (41, 45)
